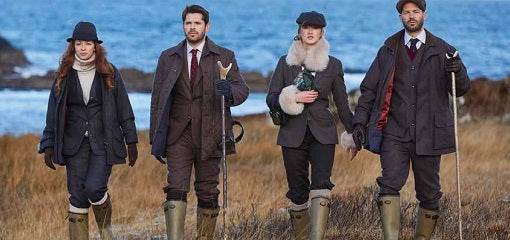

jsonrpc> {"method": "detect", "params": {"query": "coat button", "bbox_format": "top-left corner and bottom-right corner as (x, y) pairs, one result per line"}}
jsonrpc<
(411, 85), (415, 88)
(411, 66), (415, 70)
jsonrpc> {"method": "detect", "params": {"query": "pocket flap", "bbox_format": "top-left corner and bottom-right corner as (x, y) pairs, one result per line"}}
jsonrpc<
(434, 111), (454, 127)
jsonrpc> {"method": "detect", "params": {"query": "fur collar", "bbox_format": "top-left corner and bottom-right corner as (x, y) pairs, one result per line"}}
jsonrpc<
(285, 37), (330, 72)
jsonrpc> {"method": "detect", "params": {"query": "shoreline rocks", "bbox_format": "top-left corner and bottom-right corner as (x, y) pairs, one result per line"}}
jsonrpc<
(0, 34), (272, 93)
(1, 66), (508, 122)
(1, 35), (509, 121)
(0, 36), (30, 77)
(0, 67), (272, 93)
(464, 76), (510, 123)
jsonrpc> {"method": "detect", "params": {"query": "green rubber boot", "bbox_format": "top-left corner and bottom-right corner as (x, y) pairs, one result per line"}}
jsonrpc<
(68, 212), (89, 240)
(164, 200), (187, 240)
(378, 196), (400, 240)
(289, 208), (309, 240)
(92, 196), (113, 240)
(309, 190), (331, 240)
(196, 207), (219, 240)
(414, 207), (439, 240)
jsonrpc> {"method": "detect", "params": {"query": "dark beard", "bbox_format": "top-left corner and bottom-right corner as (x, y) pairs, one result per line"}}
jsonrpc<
(185, 32), (206, 45)
(403, 19), (424, 33)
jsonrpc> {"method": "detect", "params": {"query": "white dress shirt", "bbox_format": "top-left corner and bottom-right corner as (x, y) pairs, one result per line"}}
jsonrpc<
(404, 29), (426, 50)
(186, 40), (205, 77)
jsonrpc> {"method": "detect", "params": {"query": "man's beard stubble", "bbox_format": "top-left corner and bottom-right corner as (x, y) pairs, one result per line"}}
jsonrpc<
(403, 19), (424, 33)
(186, 31), (206, 45)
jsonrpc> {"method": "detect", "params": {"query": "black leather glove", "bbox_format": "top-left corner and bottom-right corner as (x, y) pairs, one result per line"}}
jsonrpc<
(127, 144), (138, 167)
(445, 54), (461, 73)
(215, 79), (232, 97)
(352, 124), (366, 151)
(44, 148), (56, 170)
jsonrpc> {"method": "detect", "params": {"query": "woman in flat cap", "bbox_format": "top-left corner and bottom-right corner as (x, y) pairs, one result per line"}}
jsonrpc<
(266, 11), (357, 240)
(38, 21), (138, 240)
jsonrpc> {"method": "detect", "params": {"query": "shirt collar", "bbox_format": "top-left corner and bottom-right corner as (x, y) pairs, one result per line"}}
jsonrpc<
(186, 39), (206, 54)
(404, 29), (426, 45)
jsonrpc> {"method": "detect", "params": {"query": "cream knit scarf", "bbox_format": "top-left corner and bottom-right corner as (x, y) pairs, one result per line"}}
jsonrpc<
(72, 54), (96, 104)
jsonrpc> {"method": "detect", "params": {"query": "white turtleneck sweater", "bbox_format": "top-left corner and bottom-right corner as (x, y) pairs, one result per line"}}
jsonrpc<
(72, 54), (97, 105)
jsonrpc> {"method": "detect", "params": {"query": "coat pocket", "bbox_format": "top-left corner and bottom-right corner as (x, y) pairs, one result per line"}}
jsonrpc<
(112, 126), (127, 158)
(433, 111), (455, 149)
(365, 125), (382, 154)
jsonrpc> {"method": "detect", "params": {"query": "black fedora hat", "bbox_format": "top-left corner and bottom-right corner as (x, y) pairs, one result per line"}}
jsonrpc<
(66, 21), (103, 44)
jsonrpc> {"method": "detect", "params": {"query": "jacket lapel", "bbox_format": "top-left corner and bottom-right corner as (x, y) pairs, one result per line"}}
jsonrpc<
(422, 30), (440, 62)
(313, 70), (326, 86)
(290, 65), (301, 84)
(89, 72), (101, 104)
(181, 46), (192, 91)
(72, 70), (85, 105)
(195, 37), (220, 88)
(195, 49), (208, 88)
(165, 41), (185, 94)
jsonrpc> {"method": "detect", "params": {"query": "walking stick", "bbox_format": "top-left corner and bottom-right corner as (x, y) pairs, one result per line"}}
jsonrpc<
(217, 61), (232, 240)
(446, 51), (463, 240)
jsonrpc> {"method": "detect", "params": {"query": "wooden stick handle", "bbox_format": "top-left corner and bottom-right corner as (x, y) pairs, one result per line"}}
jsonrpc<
(217, 61), (232, 79)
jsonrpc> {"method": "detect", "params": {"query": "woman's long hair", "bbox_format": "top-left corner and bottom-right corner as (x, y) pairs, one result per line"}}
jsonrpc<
(55, 41), (114, 94)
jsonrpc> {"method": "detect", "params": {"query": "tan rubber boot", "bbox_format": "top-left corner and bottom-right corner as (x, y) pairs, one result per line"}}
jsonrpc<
(289, 208), (310, 240)
(91, 195), (113, 240)
(309, 190), (331, 240)
(414, 207), (439, 240)
(378, 196), (400, 240)
(69, 212), (89, 240)
(196, 207), (220, 240)
(164, 200), (187, 240)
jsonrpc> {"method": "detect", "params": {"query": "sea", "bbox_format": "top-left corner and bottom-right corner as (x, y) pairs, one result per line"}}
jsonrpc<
(0, 0), (509, 135)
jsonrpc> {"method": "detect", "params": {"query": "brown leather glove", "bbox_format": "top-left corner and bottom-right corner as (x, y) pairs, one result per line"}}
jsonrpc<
(352, 124), (366, 151)
(127, 144), (138, 167)
(44, 148), (56, 170)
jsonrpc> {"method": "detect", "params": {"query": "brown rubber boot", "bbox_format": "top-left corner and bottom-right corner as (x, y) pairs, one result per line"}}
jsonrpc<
(164, 200), (187, 240)
(91, 196), (113, 240)
(414, 207), (439, 240)
(378, 196), (400, 240)
(196, 207), (220, 240)
(289, 208), (310, 240)
(68, 212), (89, 240)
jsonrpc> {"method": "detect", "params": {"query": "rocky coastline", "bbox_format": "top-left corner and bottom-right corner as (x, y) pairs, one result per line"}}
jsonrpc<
(1, 35), (509, 122)
(0, 35), (271, 93)
(0, 67), (272, 94)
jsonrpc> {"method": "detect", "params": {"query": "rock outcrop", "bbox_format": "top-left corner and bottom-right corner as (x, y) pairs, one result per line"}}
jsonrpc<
(0, 36), (30, 76)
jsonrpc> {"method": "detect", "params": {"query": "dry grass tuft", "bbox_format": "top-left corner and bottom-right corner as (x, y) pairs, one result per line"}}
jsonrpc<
(1, 115), (509, 239)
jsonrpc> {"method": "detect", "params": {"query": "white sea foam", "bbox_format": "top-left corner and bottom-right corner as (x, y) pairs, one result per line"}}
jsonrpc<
(1, 0), (506, 79)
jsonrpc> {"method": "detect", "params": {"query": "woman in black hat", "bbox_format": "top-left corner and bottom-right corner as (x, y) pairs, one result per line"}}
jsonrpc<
(266, 11), (357, 240)
(38, 21), (138, 240)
